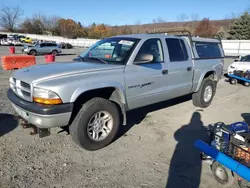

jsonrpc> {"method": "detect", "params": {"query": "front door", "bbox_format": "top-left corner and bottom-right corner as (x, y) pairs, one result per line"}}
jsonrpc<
(39, 43), (48, 54)
(165, 38), (193, 97)
(125, 38), (169, 110)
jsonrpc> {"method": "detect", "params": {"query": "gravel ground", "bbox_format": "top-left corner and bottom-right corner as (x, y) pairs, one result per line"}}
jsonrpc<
(0, 45), (248, 188)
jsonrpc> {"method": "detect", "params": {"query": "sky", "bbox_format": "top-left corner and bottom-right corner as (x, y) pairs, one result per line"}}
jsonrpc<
(1, 0), (250, 26)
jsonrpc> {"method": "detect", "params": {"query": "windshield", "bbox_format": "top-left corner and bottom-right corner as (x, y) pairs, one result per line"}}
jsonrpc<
(240, 55), (250, 62)
(79, 37), (140, 65)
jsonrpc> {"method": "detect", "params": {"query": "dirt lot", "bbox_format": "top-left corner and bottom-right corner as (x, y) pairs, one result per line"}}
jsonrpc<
(0, 45), (248, 188)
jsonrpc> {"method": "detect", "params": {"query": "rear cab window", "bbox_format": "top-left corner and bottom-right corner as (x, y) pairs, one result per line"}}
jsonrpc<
(194, 42), (223, 59)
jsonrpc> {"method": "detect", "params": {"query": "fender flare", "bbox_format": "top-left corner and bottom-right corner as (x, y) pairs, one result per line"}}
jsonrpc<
(70, 82), (127, 125)
(194, 70), (217, 93)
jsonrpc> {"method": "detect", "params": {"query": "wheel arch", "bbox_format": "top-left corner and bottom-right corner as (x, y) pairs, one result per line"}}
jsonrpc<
(69, 84), (127, 126)
(195, 70), (217, 92)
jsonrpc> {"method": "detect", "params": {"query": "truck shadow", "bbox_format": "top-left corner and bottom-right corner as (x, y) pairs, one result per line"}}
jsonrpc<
(0, 113), (18, 137)
(115, 94), (192, 140)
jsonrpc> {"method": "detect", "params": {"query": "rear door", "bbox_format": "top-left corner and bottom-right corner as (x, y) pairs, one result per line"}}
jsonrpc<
(125, 38), (169, 110)
(45, 43), (54, 53)
(165, 38), (193, 97)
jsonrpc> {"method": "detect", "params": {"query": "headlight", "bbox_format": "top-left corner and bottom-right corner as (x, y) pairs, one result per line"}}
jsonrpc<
(33, 87), (62, 105)
(230, 66), (235, 69)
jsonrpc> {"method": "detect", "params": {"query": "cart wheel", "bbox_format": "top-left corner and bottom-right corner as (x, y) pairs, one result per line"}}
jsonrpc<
(230, 78), (237, 85)
(211, 161), (235, 186)
(238, 179), (250, 188)
(244, 82), (250, 87)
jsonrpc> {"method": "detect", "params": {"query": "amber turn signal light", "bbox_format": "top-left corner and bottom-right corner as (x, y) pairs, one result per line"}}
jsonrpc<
(33, 97), (62, 105)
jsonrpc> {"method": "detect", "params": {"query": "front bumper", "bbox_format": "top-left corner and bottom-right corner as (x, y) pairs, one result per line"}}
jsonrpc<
(7, 88), (73, 128)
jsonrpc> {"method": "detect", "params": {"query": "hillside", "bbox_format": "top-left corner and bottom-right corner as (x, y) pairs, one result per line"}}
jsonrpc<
(120, 19), (234, 35)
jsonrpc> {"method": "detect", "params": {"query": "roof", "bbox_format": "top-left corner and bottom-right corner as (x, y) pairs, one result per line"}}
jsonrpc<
(112, 33), (167, 39)
(111, 33), (220, 43)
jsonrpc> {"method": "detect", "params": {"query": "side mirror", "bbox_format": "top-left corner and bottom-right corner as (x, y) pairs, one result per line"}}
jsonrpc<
(234, 59), (239, 62)
(134, 53), (154, 64)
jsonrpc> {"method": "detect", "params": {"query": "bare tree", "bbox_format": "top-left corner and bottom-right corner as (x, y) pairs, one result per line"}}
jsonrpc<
(135, 20), (141, 25)
(0, 5), (23, 32)
(152, 17), (166, 23)
(177, 14), (189, 28)
(225, 12), (239, 21)
(191, 14), (199, 21)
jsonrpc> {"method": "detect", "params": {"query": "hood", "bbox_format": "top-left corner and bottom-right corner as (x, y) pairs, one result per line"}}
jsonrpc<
(12, 61), (125, 83)
(231, 61), (250, 71)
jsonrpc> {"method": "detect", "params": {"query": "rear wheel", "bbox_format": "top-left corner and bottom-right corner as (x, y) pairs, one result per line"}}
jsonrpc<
(244, 82), (250, 87)
(238, 179), (250, 188)
(192, 76), (216, 108)
(69, 97), (120, 151)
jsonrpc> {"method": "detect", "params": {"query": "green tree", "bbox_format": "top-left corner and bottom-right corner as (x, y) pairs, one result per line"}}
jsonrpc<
(228, 12), (250, 39)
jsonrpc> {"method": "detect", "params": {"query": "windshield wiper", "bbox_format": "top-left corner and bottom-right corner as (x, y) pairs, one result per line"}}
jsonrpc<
(76, 56), (108, 64)
(77, 55), (85, 62)
(85, 57), (108, 64)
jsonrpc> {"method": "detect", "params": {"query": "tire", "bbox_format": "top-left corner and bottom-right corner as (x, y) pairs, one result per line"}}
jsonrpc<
(69, 97), (120, 151)
(230, 78), (237, 85)
(211, 161), (235, 187)
(192, 76), (216, 108)
(244, 82), (250, 87)
(238, 179), (250, 188)
(52, 50), (58, 56)
(29, 50), (37, 56)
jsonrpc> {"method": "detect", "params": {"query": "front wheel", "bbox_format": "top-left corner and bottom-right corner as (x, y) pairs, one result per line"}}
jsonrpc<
(52, 50), (58, 56)
(69, 97), (120, 151)
(230, 78), (237, 85)
(211, 161), (235, 187)
(29, 50), (37, 56)
(192, 76), (216, 108)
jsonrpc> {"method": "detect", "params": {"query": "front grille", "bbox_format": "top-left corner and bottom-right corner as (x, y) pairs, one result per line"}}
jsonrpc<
(20, 81), (31, 89)
(10, 78), (32, 101)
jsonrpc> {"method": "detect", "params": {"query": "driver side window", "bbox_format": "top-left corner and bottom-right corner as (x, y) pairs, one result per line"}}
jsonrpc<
(135, 38), (164, 63)
(40, 43), (46, 48)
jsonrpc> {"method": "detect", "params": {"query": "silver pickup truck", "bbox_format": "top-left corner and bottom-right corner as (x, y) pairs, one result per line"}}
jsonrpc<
(7, 32), (224, 150)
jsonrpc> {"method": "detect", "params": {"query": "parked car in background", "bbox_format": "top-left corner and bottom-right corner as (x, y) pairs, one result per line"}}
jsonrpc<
(7, 38), (14, 45)
(22, 42), (62, 56)
(0, 34), (7, 40)
(227, 55), (250, 74)
(59, 42), (73, 49)
(1, 38), (11, 45)
(20, 37), (32, 43)
(12, 39), (22, 46)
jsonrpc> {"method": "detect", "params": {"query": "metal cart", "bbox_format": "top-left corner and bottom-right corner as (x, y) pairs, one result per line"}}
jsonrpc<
(195, 122), (250, 187)
(228, 72), (250, 87)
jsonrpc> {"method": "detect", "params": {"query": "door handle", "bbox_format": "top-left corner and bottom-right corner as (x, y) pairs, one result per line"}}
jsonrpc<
(162, 70), (168, 75)
(187, 67), (192, 71)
